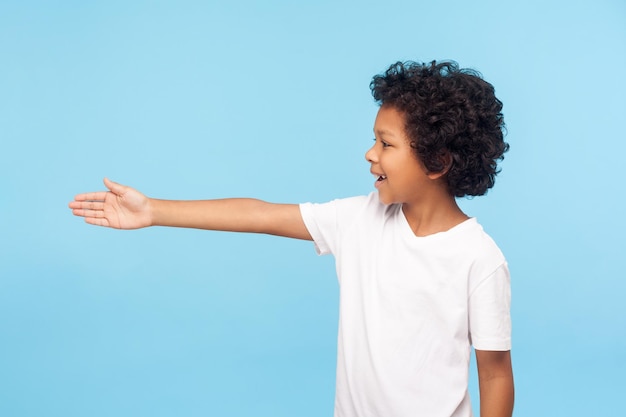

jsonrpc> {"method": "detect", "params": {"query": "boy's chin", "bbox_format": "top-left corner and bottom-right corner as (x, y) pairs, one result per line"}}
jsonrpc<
(376, 193), (394, 206)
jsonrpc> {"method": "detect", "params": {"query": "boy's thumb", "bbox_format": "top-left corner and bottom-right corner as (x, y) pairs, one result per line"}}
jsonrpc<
(103, 177), (124, 195)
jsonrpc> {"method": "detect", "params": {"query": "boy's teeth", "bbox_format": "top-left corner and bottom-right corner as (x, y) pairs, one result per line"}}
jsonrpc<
(378, 175), (387, 181)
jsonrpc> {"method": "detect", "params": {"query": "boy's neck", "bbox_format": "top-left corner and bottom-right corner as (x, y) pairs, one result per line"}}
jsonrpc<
(401, 193), (469, 237)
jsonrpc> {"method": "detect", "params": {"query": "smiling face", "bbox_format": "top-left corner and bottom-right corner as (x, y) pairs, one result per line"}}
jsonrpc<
(365, 105), (435, 206)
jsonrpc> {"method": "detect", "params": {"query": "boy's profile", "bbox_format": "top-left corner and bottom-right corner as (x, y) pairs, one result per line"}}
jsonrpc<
(69, 60), (514, 417)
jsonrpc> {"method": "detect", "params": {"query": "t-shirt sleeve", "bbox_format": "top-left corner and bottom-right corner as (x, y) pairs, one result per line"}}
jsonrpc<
(299, 195), (371, 256)
(468, 262), (512, 351)
(299, 201), (337, 255)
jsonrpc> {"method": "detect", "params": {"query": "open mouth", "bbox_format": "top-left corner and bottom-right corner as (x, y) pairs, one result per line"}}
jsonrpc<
(374, 175), (387, 189)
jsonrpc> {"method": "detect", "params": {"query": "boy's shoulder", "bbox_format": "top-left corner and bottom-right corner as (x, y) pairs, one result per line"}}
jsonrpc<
(459, 218), (505, 259)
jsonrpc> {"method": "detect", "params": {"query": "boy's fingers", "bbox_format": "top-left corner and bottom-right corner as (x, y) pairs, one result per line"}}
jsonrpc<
(73, 191), (108, 202)
(69, 201), (104, 210)
(72, 208), (106, 218)
(84, 217), (111, 227)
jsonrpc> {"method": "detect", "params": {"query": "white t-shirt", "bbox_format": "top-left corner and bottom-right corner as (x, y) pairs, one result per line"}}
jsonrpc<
(299, 192), (511, 417)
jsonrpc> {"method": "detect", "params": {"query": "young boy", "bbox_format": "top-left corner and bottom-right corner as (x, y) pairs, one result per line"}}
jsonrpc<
(69, 61), (513, 417)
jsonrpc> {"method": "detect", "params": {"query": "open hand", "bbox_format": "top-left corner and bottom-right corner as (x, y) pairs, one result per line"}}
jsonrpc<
(69, 178), (152, 229)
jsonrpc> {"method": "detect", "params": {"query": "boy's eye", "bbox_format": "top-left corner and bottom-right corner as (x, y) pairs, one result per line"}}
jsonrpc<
(372, 137), (390, 148)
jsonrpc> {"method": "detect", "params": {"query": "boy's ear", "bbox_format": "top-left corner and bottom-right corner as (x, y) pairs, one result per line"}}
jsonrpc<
(427, 151), (453, 180)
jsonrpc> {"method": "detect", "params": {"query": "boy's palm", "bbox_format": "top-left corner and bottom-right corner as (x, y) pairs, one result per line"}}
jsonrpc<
(69, 178), (152, 229)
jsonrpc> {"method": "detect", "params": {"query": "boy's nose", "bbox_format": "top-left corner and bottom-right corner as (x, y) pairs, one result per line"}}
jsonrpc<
(365, 145), (377, 163)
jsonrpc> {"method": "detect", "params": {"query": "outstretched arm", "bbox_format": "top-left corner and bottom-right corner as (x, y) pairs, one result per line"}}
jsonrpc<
(476, 349), (514, 417)
(69, 178), (312, 240)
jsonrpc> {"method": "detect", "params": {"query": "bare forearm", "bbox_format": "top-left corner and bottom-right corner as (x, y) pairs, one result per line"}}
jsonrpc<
(479, 374), (514, 417)
(476, 350), (514, 417)
(149, 198), (312, 240)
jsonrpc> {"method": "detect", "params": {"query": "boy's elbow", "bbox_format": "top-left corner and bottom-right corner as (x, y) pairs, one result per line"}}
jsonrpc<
(257, 202), (312, 240)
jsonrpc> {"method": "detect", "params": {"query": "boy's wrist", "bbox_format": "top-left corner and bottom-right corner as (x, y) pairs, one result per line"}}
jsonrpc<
(146, 197), (159, 227)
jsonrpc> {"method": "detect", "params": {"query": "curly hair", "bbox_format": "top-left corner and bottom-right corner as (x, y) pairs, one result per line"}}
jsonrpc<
(370, 61), (508, 197)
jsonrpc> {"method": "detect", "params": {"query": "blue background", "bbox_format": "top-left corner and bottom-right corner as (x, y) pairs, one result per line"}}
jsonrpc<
(1, 1), (625, 416)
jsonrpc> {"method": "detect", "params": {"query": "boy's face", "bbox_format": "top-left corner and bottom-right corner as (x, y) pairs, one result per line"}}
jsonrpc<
(366, 105), (433, 206)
